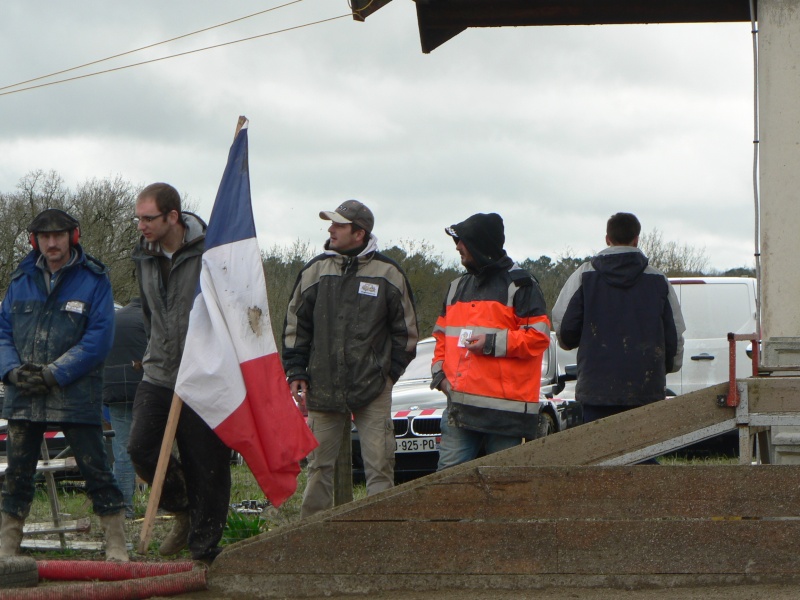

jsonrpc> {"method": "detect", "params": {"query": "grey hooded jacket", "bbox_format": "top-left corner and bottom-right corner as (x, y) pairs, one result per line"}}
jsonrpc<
(131, 212), (206, 390)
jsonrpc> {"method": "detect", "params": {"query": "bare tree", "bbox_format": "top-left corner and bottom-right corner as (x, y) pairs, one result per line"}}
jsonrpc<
(382, 239), (461, 338)
(639, 228), (709, 276)
(72, 176), (141, 302)
(0, 171), (140, 302)
(262, 240), (316, 349)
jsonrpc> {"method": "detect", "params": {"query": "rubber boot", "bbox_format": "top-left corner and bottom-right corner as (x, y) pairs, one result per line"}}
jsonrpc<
(100, 512), (129, 562)
(158, 512), (190, 556)
(0, 513), (25, 557)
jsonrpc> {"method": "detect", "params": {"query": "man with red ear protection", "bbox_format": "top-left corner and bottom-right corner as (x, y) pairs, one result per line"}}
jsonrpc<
(0, 208), (128, 561)
(27, 208), (81, 251)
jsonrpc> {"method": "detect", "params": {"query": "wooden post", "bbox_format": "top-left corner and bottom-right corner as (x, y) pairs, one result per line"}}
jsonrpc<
(333, 420), (353, 506)
(137, 393), (183, 554)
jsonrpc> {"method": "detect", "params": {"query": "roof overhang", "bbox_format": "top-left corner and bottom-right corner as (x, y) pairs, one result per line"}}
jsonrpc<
(352, 0), (755, 53)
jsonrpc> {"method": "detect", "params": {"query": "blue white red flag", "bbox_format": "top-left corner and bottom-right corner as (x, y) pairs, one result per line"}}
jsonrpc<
(175, 118), (317, 507)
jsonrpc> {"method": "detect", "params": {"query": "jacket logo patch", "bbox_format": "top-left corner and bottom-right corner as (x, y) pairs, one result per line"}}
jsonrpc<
(64, 301), (86, 315)
(358, 282), (379, 297)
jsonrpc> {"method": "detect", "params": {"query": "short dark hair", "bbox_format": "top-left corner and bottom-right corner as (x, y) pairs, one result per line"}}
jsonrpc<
(607, 212), (641, 245)
(138, 182), (181, 216)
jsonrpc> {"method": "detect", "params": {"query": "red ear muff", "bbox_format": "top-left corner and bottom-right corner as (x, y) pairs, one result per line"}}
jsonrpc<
(28, 227), (79, 250)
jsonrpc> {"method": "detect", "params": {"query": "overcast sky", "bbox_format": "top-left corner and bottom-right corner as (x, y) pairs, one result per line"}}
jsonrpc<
(1, 1), (756, 271)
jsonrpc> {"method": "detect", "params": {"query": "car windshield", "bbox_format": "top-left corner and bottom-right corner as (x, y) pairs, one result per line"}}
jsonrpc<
(398, 341), (435, 382)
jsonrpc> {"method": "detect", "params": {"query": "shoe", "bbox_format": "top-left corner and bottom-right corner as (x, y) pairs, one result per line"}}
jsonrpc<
(0, 513), (25, 557)
(158, 512), (191, 556)
(100, 512), (129, 562)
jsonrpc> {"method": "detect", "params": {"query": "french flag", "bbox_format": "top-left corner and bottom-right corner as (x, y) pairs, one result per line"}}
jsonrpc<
(174, 118), (318, 507)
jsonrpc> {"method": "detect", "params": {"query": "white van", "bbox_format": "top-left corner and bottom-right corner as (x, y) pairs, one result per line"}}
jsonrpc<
(556, 277), (759, 398)
(666, 277), (758, 396)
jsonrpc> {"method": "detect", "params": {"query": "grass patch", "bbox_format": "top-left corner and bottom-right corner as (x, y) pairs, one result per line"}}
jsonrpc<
(23, 465), (368, 559)
(223, 511), (267, 544)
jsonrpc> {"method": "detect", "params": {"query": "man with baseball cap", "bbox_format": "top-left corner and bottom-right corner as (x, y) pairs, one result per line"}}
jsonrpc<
(0, 208), (128, 560)
(283, 200), (418, 518)
(318, 199), (375, 233)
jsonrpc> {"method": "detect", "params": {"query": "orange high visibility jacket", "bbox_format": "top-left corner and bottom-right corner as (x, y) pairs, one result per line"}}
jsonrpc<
(431, 260), (550, 438)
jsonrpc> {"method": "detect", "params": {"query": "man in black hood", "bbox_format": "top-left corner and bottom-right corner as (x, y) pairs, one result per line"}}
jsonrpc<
(447, 212), (508, 275)
(552, 212), (685, 425)
(431, 213), (551, 470)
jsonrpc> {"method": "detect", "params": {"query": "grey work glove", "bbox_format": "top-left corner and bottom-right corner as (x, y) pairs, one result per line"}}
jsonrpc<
(40, 366), (57, 387)
(9, 363), (49, 395)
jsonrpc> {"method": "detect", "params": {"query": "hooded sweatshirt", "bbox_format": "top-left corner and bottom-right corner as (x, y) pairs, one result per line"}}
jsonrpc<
(431, 213), (551, 439)
(552, 245), (686, 406)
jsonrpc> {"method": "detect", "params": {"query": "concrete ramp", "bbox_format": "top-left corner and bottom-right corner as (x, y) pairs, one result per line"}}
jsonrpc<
(211, 382), (800, 597)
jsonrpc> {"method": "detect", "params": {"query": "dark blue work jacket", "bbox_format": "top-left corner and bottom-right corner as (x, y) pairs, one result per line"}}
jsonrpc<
(0, 247), (115, 424)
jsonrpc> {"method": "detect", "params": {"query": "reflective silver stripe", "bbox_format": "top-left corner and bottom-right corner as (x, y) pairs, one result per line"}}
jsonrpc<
(506, 280), (516, 307)
(495, 329), (508, 358)
(528, 321), (550, 335)
(505, 264), (526, 306)
(432, 323), (446, 335)
(451, 390), (540, 413)
(432, 360), (444, 375)
(443, 325), (503, 337)
(445, 279), (460, 306)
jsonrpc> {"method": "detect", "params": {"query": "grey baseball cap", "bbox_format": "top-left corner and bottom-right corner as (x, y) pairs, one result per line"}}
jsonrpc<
(319, 199), (374, 233)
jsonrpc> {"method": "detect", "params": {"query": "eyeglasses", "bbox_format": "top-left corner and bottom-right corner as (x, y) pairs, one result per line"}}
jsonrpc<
(132, 212), (167, 225)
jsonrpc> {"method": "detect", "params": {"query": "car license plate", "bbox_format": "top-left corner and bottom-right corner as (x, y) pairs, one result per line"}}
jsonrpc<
(395, 438), (437, 453)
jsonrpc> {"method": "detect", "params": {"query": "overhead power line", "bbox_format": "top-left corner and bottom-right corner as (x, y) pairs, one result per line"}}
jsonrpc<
(0, 2), (353, 97)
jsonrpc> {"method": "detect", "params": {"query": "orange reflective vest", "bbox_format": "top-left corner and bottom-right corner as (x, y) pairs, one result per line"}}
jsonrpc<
(432, 262), (550, 438)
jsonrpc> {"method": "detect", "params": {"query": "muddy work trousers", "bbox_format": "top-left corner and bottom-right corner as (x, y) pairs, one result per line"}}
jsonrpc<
(128, 381), (231, 560)
(1, 420), (125, 519)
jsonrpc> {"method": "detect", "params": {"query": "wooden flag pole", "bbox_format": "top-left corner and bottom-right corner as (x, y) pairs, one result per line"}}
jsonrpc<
(137, 393), (183, 554)
(234, 115), (247, 139)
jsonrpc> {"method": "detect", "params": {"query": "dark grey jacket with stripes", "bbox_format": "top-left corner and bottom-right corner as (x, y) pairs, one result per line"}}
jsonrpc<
(282, 235), (419, 413)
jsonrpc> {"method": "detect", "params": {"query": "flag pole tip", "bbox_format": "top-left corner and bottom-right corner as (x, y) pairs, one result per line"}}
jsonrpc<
(234, 116), (249, 139)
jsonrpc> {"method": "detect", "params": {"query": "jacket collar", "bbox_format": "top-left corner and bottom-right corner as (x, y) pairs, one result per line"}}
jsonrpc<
(323, 232), (378, 259)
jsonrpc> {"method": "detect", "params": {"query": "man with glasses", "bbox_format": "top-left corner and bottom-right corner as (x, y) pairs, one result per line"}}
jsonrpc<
(128, 183), (231, 563)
